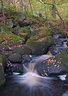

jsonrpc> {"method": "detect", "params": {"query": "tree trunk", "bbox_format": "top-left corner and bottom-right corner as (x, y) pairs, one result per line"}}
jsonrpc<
(52, 0), (65, 28)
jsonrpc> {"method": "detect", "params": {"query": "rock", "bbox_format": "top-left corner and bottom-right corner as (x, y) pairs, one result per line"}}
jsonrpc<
(0, 55), (5, 87)
(8, 53), (22, 63)
(11, 64), (23, 73)
(22, 55), (32, 63)
(12, 47), (23, 55)
(66, 74), (68, 82)
(22, 45), (32, 55)
(36, 48), (68, 76)
(49, 39), (63, 55)
(23, 36), (54, 55)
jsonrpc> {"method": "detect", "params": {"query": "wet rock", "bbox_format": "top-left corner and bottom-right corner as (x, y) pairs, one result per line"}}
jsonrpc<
(22, 55), (32, 63)
(66, 74), (68, 82)
(36, 48), (68, 76)
(49, 39), (64, 55)
(36, 56), (62, 76)
(11, 64), (23, 73)
(8, 53), (22, 63)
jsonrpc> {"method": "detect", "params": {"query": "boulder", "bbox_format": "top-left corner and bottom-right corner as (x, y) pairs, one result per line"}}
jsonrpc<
(36, 48), (68, 76)
(23, 36), (54, 55)
(11, 64), (23, 73)
(66, 74), (68, 82)
(22, 45), (32, 55)
(8, 53), (22, 63)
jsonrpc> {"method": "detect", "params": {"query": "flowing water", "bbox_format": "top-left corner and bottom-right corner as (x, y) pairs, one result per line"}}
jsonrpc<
(0, 36), (68, 96)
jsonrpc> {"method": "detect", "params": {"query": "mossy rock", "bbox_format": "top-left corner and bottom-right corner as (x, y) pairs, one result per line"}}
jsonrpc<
(0, 55), (5, 87)
(36, 48), (68, 76)
(8, 53), (22, 63)
(23, 36), (54, 55)
(22, 45), (32, 55)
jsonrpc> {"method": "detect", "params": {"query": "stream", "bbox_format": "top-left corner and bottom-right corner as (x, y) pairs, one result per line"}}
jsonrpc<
(0, 35), (68, 96)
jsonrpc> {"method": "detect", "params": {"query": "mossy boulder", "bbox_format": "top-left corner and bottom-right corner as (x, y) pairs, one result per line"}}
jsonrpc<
(37, 48), (68, 78)
(8, 53), (22, 63)
(22, 45), (32, 55)
(0, 55), (5, 87)
(22, 36), (54, 55)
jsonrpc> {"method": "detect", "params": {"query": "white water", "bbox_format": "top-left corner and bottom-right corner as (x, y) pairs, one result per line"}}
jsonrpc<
(13, 53), (56, 88)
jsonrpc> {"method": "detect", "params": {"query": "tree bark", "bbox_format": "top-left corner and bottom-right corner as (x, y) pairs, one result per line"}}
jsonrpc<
(52, 0), (65, 28)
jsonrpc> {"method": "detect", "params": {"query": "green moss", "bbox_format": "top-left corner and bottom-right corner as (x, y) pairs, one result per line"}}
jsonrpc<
(0, 31), (24, 45)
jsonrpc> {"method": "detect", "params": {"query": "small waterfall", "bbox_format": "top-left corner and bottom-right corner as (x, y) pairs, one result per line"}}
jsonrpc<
(10, 52), (59, 96)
